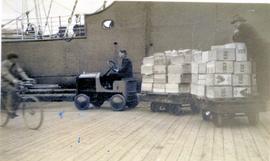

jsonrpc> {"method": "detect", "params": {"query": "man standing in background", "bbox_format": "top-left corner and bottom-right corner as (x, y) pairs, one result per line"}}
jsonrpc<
(231, 15), (268, 97)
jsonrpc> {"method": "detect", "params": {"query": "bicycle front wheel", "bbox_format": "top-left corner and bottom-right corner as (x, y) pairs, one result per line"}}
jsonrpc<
(21, 96), (44, 130)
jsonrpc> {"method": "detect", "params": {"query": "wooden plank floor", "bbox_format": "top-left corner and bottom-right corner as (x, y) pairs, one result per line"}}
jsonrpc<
(0, 102), (270, 161)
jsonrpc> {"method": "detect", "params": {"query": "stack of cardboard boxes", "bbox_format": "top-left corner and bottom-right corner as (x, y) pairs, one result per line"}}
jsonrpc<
(141, 42), (257, 98)
(191, 43), (257, 98)
(141, 50), (192, 93)
(166, 49), (192, 93)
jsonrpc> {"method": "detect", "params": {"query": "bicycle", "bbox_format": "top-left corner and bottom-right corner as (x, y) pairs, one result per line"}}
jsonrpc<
(0, 82), (44, 130)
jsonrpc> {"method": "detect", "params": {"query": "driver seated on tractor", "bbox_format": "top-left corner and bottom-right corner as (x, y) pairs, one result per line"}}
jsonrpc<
(1, 53), (36, 118)
(110, 49), (133, 80)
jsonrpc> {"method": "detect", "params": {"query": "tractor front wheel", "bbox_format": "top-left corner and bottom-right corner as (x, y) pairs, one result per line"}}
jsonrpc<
(74, 94), (90, 110)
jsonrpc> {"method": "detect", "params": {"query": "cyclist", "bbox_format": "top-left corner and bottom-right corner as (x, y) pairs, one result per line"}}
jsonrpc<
(1, 53), (36, 118)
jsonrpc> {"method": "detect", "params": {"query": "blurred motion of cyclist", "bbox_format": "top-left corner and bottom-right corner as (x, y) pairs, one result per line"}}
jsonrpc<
(1, 53), (36, 118)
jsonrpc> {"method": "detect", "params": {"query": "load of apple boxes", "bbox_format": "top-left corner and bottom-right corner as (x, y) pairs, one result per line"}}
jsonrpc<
(141, 43), (258, 99)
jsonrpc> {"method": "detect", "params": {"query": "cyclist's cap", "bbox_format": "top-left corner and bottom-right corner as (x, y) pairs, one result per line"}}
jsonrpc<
(7, 53), (19, 59)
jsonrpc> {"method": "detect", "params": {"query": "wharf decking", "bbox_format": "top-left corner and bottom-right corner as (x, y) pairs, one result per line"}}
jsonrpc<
(1, 102), (270, 161)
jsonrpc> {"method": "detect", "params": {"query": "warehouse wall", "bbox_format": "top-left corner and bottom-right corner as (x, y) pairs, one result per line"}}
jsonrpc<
(2, 2), (270, 98)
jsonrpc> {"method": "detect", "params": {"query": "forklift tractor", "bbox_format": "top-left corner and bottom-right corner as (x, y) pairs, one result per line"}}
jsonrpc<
(74, 60), (139, 111)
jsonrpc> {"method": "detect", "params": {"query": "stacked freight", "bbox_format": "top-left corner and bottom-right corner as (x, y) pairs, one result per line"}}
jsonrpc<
(191, 43), (257, 98)
(141, 50), (192, 94)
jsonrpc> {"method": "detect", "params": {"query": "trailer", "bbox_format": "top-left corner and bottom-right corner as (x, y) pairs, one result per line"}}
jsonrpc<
(192, 95), (266, 126)
(139, 92), (199, 115)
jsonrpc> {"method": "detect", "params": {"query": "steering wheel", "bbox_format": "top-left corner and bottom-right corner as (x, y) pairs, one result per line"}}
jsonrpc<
(104, 60), (117, 76)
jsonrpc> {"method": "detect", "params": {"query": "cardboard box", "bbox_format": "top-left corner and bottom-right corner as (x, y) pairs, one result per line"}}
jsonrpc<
(141, 65), (153, 75)
(233, 74), (251, 86)
(211, 45), (224, 50)
(184, 54), (192, 63)
(224, 43), (247, 53)
(143, 56), (154, 65)
(192, 50), (202, 63)
(234, 62), (252, 74)
(154, 53), (168, 65)
(235, 53), (248, 62)
(165, 84), (179, 93)
(168, 74), (191, 83)
(168, 65), (182, 74)
(197, 74), (206, 85)
(153, 83), (166, 93)
(154, 74), (167, 83)
(170, 55), (185, 65)
(142, 75), (154, 83)
(233, 87), (251, 98)
(141, 83), (152, 92)
(197, 85), (206, 97)
(209, 48), (236, 61)
(191, 84), (197, 95)
(191, 84), (206, 97)
(169, 63), (191, 74)
(206, 86), (233, 98)
(207, 61), (234, 73)
(192, 74), (198, 84)
(206, 74), (232, 86)
(202, 51), (210, 63)
(179, 49), (192, 63)
(179, 84), (191, 93)
(224, 43), (247, 61)
(192, 63), (207, 74)
(153, 65), (167, 74)
(192, 74), (206, 85)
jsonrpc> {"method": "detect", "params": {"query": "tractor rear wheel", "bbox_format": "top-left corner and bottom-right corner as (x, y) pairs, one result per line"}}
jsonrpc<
(110, 94), (126, 111)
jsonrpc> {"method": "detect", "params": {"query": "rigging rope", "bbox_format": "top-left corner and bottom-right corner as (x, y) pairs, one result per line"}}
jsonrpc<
(42, 0), (54, 35)
(1, 10), (33, 28)
(63, 0), (79, 41)
(33, 0), (40, 26)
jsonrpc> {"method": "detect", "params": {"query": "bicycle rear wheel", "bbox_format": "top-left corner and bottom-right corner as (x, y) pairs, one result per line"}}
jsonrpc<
(0, 108), (9, 127)
(21, 96), (44, 130)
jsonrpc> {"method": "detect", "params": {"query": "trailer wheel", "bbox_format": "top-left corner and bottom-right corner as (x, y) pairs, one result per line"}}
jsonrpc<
(201, 109), (211, 121)
(191, 103), (200, 114)
(150, 103), (157, 112)
(212, 113), (223, 127)
(247, 112), (259, 125)
(110, 94), (126, 111)
(167, 105), (175, 114)
(173, 105), (181, 116)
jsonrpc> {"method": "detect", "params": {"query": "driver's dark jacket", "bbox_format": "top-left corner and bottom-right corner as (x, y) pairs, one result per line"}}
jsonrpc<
(118, 58), (133, 78)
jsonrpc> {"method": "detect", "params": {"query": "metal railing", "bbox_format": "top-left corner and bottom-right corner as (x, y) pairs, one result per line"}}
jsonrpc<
(2, 15), (86, 42)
